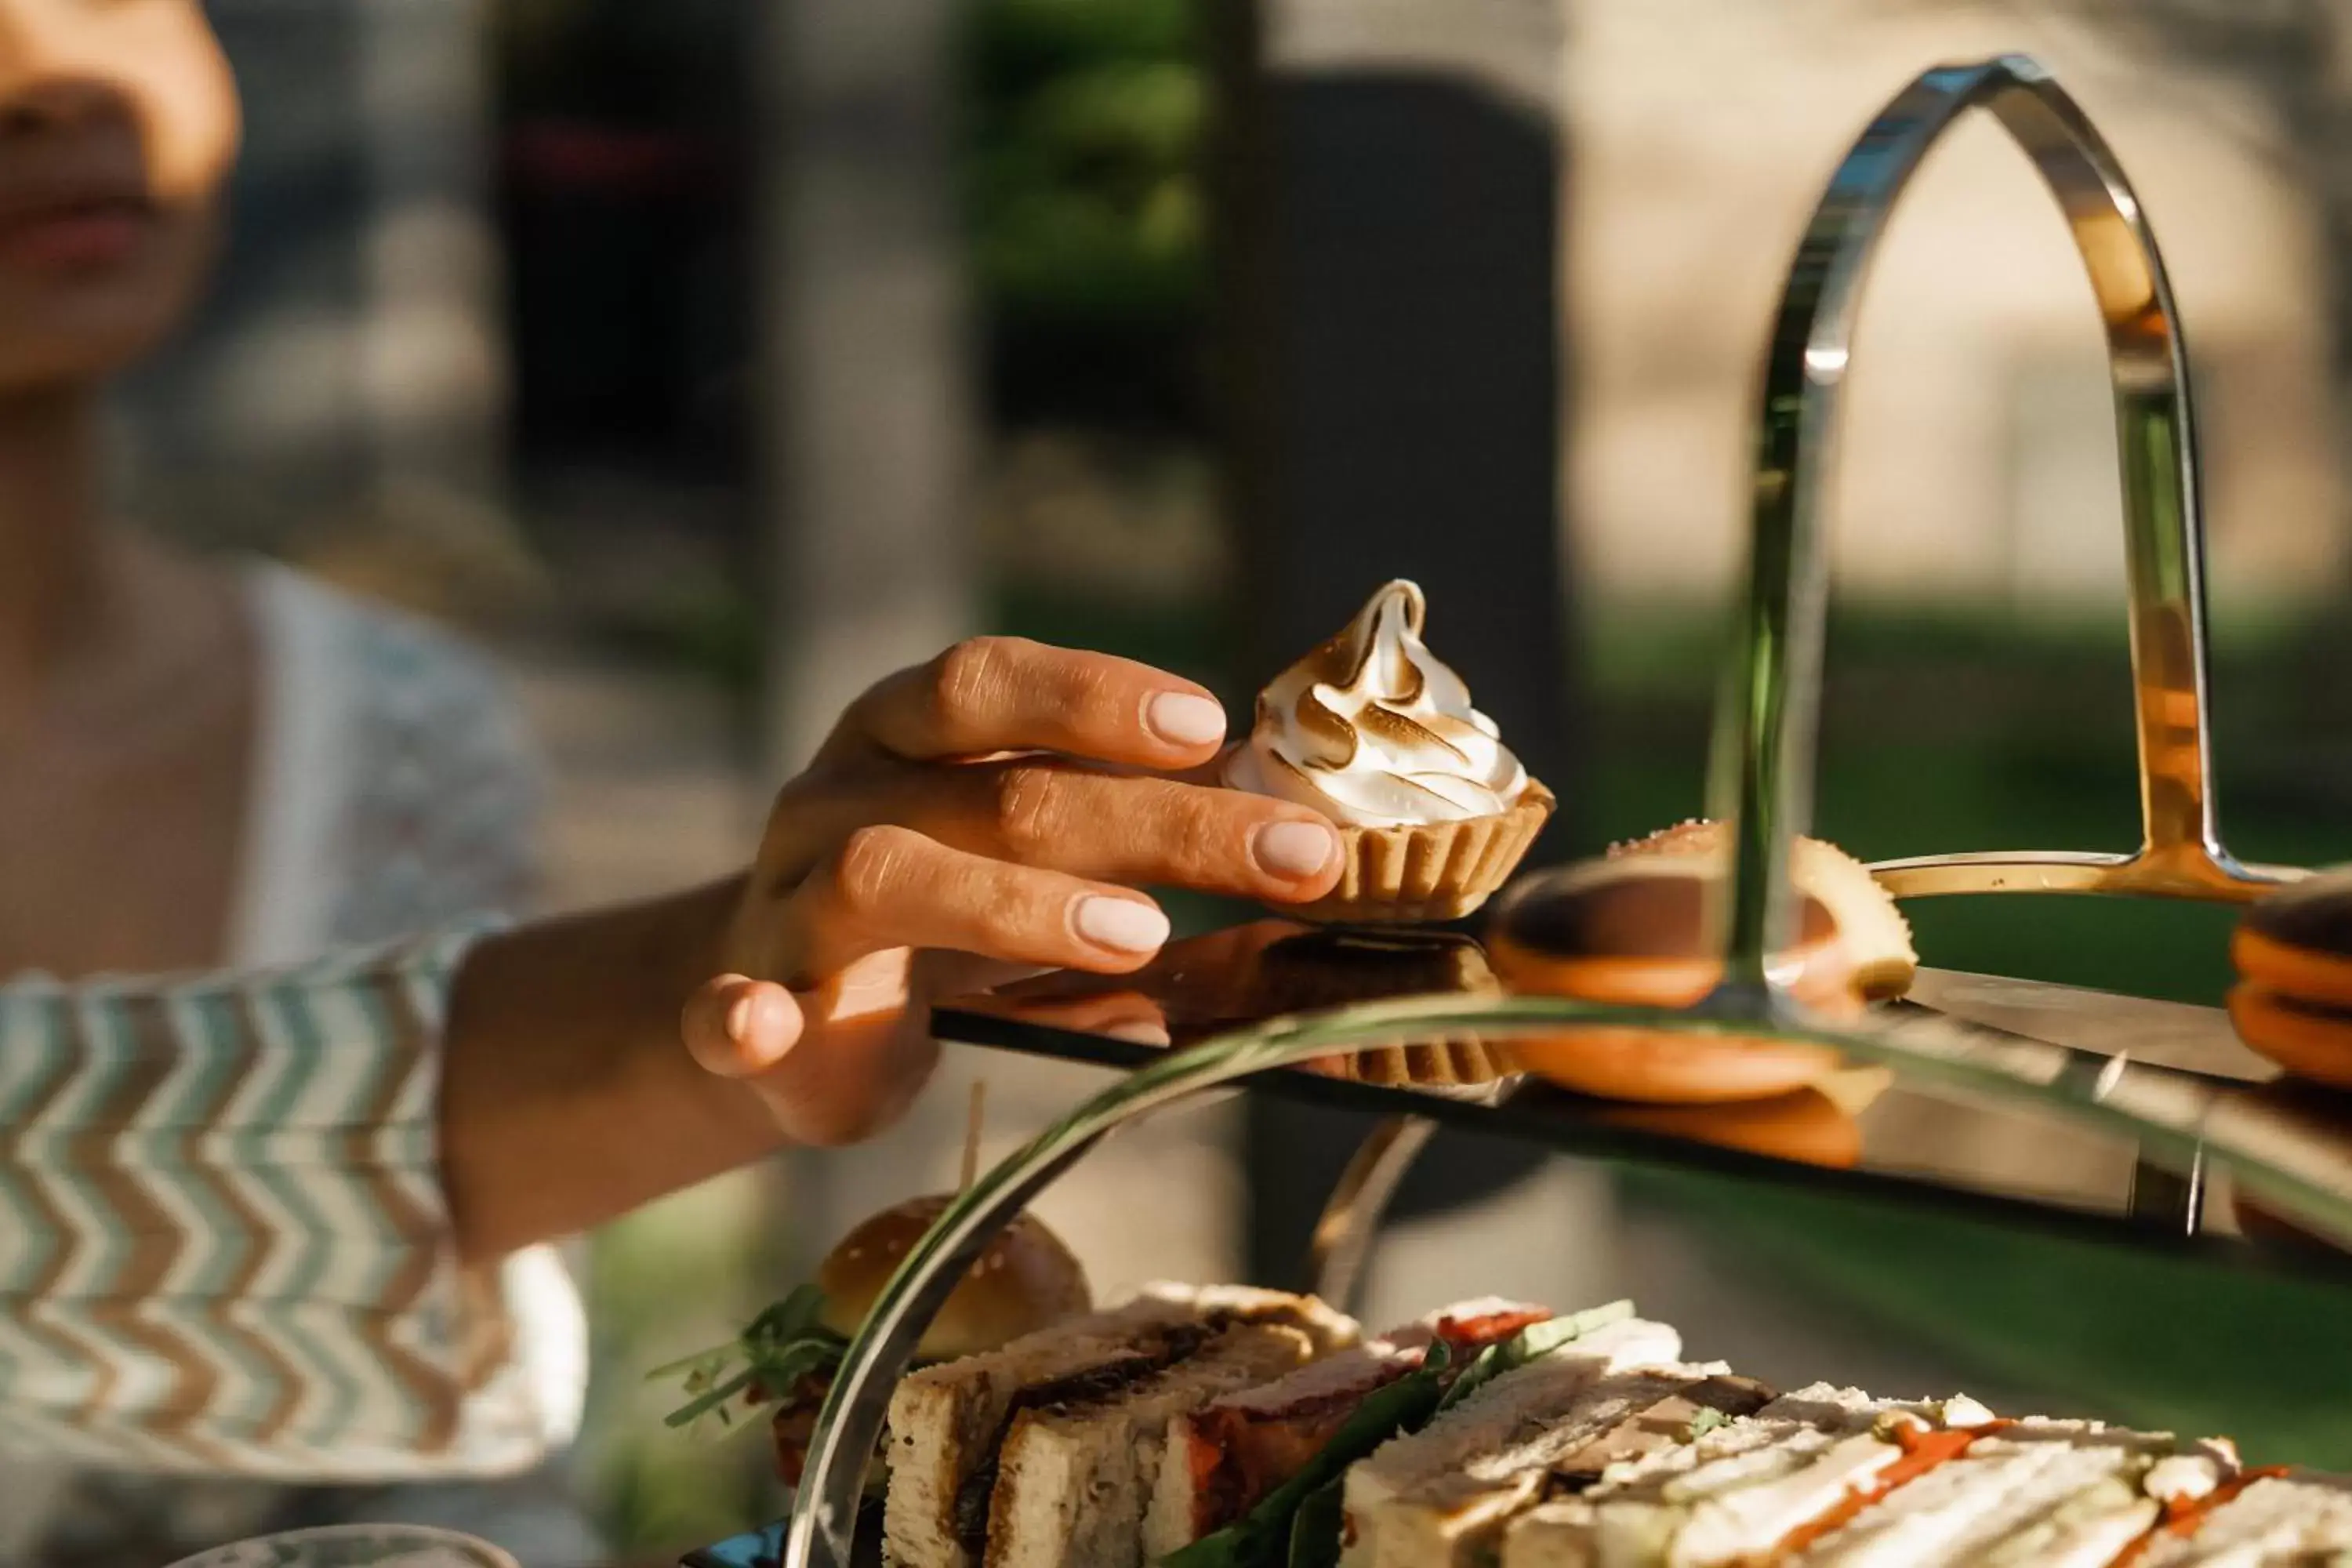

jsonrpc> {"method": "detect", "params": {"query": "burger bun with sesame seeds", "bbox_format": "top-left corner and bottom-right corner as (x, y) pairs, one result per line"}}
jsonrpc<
(815, 1193), (1093, 1362)
(1603, 818), (1917, 1001)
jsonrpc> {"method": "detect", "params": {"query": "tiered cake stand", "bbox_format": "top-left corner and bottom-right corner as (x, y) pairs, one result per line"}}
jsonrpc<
(684, 55), (2352, 1568)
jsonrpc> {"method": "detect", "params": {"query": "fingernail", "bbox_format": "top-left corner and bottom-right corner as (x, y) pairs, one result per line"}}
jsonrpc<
(1254, 819), (1340, 879)
(1074, 895), (1171, 953)
(725, 991), (757, 1042)
(1146, 691), (1226, 748)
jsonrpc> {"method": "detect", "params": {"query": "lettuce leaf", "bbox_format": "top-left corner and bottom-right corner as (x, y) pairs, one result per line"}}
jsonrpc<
(1285, 1479), (1345, 1568)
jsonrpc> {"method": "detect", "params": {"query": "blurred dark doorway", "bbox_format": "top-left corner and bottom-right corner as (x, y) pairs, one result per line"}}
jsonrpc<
(1208, 3), (1583, 1286)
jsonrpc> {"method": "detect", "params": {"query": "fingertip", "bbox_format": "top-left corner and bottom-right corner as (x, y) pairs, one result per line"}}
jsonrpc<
(686, 975), (802, 1078)
(1144, 689), (1229, 755)
(722, 985), (760, 1045)
(1250, 816), (1345, 891)
(731, 982), (804, 1072)
(1073, 894), (1172, 957)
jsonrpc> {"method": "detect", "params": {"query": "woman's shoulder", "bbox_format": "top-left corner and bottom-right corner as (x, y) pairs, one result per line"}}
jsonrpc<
(245, 561), (521, 725)
(239, 561), (543, 948)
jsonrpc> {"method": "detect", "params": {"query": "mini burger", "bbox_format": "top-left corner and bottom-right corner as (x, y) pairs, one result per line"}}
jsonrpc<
(2230, 867), (2352, 1090)
(1601, 818), (1917, 1002)
(1588, 1082), (1874, 1171)
(1484, 822), (1915, 1105)
(658, 1192), (1091, 1487)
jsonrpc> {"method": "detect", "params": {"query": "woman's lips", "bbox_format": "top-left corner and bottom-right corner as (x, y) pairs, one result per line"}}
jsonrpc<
(0, 199), (155, 270)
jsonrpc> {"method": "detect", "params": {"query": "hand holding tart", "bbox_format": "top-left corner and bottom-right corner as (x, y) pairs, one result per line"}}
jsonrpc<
(1225, 580), (1554, 922)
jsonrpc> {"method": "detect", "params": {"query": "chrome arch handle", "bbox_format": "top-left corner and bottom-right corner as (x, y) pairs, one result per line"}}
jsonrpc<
(1708, 53), (2301, 996)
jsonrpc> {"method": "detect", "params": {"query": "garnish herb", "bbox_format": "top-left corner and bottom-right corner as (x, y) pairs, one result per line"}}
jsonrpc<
(1284, 1479), (1345, 1568)
(1685, 1406), (1729, 1443)
(652, 1285), (846, 1431)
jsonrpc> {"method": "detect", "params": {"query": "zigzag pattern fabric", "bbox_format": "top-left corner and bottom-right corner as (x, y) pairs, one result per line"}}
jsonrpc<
(0, 926), (553, 1478)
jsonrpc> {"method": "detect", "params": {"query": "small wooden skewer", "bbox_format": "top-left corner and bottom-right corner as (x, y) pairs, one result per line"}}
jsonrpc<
(960, 1080), (987, 1192)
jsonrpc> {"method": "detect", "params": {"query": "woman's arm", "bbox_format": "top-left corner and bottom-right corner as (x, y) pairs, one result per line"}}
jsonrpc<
(436, 877), (779, 1263)
(0, 637), (1343, 1477)
(437, 635), (1350, 1264)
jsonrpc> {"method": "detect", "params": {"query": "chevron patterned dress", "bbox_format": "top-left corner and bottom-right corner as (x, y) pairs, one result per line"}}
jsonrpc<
(0, 927), (558, 1477)
(2, 568), (595, 1566)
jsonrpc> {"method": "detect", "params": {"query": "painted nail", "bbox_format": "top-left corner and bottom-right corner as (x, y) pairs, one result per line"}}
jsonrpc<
(1075, 895), (1172, 953)
(1254, 819), (1340, 879)
(725, 991), (757, 1043)
(1146, 691), (1227, 748)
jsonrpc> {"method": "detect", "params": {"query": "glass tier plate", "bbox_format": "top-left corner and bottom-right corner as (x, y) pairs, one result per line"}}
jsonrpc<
(932, 920), (2352, 1278)
(681, 920), (2352, 1568)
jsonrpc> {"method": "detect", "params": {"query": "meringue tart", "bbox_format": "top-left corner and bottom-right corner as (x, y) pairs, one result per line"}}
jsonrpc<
(1225, 580), (1553, 923)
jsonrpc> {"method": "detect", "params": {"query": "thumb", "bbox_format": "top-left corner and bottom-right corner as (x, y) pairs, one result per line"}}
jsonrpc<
(683, 974), (806, 1080)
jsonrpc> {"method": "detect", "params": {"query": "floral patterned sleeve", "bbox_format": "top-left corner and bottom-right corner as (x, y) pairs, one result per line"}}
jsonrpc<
(0, 927), (574, 1479)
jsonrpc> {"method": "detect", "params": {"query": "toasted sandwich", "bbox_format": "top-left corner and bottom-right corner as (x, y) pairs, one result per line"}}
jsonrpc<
(2135, 1468), (2352, 1566)
(1335, 1316), (1717, 1568)
(882, 1283), (1355, 1568)
(1144, 1298), (1555, 1559)
(1495, 1384), (2198, 1568)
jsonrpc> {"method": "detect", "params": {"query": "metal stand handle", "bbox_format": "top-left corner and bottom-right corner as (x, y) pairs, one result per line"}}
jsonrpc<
(1303, 1114), (1437, 1309)
(1711, 53), (2301, 1002)
(1306, 53), (2317, 1310)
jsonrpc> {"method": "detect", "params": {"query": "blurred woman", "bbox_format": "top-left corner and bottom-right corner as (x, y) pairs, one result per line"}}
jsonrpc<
(0, 2), (554, 1559)
(1, 633), (1344, 1555)
(0, 7), (1356, 1563)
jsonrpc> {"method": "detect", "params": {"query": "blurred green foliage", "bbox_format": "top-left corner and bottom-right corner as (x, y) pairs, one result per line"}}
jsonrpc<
(963, 0), (1213, 426)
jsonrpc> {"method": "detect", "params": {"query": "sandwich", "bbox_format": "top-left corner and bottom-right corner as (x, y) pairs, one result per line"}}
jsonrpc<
(1151, 1301), (1701, 1568)
(655, 1192), (1094, 1486)
(883, 1283), (1357, 1568)
(1334, 1317), (1733, 1568)
(1494, 1385), (2252, 1568)
(1498, 1384), (2003, 1566)
(1143, 1298), (1555, 1559)
(2132, 1468), (2352, 1566)
(657, 1249), (2352, 1568)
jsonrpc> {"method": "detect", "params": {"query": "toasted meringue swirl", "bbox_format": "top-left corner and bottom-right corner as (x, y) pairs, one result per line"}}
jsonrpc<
(1224, 580), (1529, 827)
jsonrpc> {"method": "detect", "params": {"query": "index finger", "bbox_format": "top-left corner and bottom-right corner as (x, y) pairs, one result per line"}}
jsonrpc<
(827, 636), (1231, 769)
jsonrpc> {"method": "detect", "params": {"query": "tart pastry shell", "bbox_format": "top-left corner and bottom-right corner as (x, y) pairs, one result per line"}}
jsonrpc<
(1288, 781), (1556, 924)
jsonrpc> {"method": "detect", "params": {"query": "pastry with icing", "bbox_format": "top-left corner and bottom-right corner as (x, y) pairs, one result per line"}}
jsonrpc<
(1225, 580), (1553, 921)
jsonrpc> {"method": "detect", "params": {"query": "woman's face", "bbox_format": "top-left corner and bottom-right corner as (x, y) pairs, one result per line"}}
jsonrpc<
(0, 0), (238, 394)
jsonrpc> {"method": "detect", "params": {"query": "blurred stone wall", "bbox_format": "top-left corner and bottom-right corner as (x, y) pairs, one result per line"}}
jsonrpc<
(1566, 0), (2350, 616)
(107, 0), (519, 607)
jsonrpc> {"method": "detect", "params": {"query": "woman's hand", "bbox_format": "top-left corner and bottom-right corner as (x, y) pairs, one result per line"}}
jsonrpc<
(680, 637), (1345, 1145)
